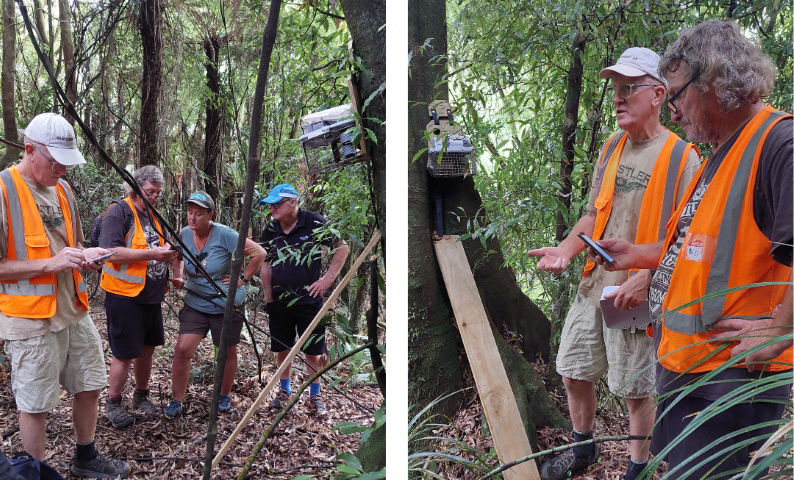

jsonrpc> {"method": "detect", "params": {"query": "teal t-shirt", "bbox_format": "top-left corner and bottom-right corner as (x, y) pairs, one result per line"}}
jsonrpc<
(181, 222), (246, 314)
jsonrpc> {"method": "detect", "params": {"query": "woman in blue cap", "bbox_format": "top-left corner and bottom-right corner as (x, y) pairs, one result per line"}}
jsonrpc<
(164, 190), (267, 418)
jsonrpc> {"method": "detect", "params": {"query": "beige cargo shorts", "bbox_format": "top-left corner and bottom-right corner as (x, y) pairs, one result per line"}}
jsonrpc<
(4, 315), (108, 413)
(556, 293), (656, 398)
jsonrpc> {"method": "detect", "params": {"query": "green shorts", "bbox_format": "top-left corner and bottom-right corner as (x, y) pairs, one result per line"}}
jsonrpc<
(4, 315), (108, 413)
(556, 293), (656, 398)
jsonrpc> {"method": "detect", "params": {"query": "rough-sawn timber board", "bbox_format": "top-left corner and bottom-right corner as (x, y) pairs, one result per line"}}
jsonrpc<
(434, 235), (540, 480)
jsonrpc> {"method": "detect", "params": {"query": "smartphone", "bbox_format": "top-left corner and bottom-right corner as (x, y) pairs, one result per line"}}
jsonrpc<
(88, 251), (118, 264)
(577, 233), (615, 267)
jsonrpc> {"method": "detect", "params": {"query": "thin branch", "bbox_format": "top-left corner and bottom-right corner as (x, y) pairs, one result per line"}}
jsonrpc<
(313, 6), (344, 20)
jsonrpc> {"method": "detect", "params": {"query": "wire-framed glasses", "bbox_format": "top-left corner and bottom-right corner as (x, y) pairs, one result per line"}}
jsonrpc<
(608, 83), (660, 99)
(32, 144), (66, 171)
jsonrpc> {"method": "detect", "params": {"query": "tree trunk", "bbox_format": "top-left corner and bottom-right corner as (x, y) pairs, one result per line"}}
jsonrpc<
(340, 0), (386, 253)
(58, 0), (75, 124)
(202, 34), (221, 201)
(557, 32), (585, 242)
(408, 0), (463, 417)
(1, 0), (18, 169)
(138, 0), (162, 166)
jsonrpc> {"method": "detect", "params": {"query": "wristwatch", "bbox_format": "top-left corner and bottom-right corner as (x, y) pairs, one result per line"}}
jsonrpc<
(240, 274), (250, 284)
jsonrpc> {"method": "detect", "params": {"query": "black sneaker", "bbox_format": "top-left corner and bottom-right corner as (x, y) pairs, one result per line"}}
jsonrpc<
(622, 459), (649, 480)
(269, 389), (292, 409)
(540, 444), (598, 480)
(70, 453), (130, 479)
(105, 398), (135, 429)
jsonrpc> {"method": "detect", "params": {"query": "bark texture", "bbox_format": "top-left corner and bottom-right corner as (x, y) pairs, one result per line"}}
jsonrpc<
(203, 34), (221, 201)
(2, 0), (18, 168)
(58, 0), (75, 123)
(139, 0), (162, 166)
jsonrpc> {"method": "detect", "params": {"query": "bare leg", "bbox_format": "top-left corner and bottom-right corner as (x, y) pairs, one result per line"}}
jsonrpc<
(221, 345), (238, 395)
(171, 334), (203, 402)
(73, 390), (100, 444)
(305, 354), (324, 386)
(562, 377), (597, 433)
(107, 357), (133, 398)
(132, 345), (156, 391)
(19, 412), (47, 460)
(626, 396), (655, 461)
(276, 350), (292, 380)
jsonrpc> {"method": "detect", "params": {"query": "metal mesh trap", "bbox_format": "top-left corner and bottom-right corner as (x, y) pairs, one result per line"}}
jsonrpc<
(427, 135), (477, 178)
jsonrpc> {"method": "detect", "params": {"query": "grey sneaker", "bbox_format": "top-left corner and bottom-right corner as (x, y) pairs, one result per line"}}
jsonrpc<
(540, 444), (598, 480)
(70, 453), (130, 478)
(269, 389), (292, 409)
(163, 400), (183, 420)
(132, 389), (157, 415)
(307, 394), (328, 416)
(105, 397), (135, 429)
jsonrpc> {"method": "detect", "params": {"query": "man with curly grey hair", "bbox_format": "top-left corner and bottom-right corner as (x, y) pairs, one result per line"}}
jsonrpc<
(590, 20), (792, 478)
(99, 165), (179, 428)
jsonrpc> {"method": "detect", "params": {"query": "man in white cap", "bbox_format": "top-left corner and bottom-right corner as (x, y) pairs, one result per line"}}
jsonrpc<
(0, 113), (130, 477)
(528, 48), (700, 480)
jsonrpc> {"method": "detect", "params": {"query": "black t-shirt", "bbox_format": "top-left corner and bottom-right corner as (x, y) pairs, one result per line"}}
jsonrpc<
(259, 209), (338, 307)
(98, 201), (170, 304)
(650, 116), (793, 401)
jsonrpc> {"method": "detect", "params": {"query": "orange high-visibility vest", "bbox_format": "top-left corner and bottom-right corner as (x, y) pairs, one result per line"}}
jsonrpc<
(100, 197), (164, 297)
(658, 106), (793, 373)
(0, 166), (88, 318)
(583, 130), (698, 277)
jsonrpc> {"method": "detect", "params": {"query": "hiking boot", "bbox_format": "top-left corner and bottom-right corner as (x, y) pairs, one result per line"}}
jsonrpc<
(622, 459), (648, 480)
(269, 389), (292, 409)
(540, 444), (598, 480)
(307, 394), (328, 416)
(70, 453), (130, 479)
(163, 400), (183, 420)
(218, 394), (231, 412)
(105, 398), (135, 429)
(131, 389), (157, 415)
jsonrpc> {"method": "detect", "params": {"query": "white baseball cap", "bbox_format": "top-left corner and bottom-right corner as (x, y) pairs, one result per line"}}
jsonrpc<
(599, 47), (665, 86)
(19, 113), (86, 166)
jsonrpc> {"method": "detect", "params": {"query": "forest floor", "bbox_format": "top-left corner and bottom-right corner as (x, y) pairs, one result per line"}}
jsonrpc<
(0, 284), (383, 479)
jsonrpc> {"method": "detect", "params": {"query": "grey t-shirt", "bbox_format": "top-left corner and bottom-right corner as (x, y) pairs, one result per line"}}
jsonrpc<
(181, 223), (246, 314)
(650, 117), (792, 400)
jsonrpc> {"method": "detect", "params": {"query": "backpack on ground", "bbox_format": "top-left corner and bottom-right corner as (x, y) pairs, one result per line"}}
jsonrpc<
(8, 452), (66, 480)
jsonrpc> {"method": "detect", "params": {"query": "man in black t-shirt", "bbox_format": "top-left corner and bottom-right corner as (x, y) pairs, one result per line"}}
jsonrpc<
(258, 184), (349, 416)
(591, 20), (792, 479)
(99, 165), (178, 428)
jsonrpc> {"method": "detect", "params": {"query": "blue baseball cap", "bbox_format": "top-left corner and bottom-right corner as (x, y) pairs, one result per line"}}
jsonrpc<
(258, 184), (299, 205)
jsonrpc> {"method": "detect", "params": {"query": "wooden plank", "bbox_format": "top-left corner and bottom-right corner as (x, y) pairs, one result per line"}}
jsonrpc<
(212, 230), (381, 469)
(434, 236), (540, 480)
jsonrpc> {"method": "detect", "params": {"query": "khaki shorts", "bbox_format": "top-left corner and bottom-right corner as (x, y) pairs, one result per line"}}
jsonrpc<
(4, 315), (108, 413)
(556, 293), (656, 398)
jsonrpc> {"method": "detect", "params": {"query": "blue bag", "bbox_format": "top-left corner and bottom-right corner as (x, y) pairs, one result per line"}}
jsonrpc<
(7, 452), (65, 480)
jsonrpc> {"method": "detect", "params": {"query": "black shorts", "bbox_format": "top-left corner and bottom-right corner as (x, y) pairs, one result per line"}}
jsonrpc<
(650, 394), (785, 479)
(267, 302), (326, 355)
(178, 303), (245, 347)
(105, 293), (165, 359)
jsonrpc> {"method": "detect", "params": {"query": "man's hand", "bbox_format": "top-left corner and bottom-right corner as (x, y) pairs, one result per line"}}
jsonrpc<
(710, 308), (794, 372)
(589, 238), (636, 271)
(80, 247), (111, 273)
(527, 246), (571, 274)
(221, 274), (245, 289)
(50, 247), (88, 274)
(171, 277), (184, 289)
(307, 275), (333, 298)
(151, 246), (178, 263)
(604, 270), (651, 310)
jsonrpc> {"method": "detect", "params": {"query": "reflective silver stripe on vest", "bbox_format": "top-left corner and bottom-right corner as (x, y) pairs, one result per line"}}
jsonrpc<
(596, 131), (627, 191)
(58, 179), (78, 244)
(664, 111), (787, 335)
(0, 170), (28, 261)
(0, 282), (56, 295)
(102, 263), (145, 284)
(77, 280), (86, 294)
(658, 140), (687, 241)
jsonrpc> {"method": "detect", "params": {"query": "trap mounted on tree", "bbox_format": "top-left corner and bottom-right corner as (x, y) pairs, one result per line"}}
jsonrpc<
(425, 100), (477, 178)
(299, 103), (362, 173)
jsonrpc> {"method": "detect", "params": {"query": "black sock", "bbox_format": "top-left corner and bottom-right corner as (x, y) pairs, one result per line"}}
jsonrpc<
(572, 430), (595, 458)
(75, 439), (98, 463)
(623, 459), (647, 480)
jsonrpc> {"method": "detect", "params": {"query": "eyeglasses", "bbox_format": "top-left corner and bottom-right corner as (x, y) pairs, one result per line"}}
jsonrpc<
(141, 188), (164, 201)
(269, 199), (290, 210)
(608, 84), (661, 99)
(32, 144), (67, 171)
(667, 76), (697, 114)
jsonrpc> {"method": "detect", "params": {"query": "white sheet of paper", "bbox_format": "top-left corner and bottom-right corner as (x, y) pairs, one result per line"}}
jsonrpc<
(600, 286), (651, 329)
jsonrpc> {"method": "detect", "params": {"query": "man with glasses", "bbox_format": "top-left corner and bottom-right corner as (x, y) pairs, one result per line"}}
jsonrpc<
(591, 21), (792, 478)
(528, 48), (700, 480)
(99, 165), (179, 428)
(0, 113), (130, 477)
(258, 184), (349, 415)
